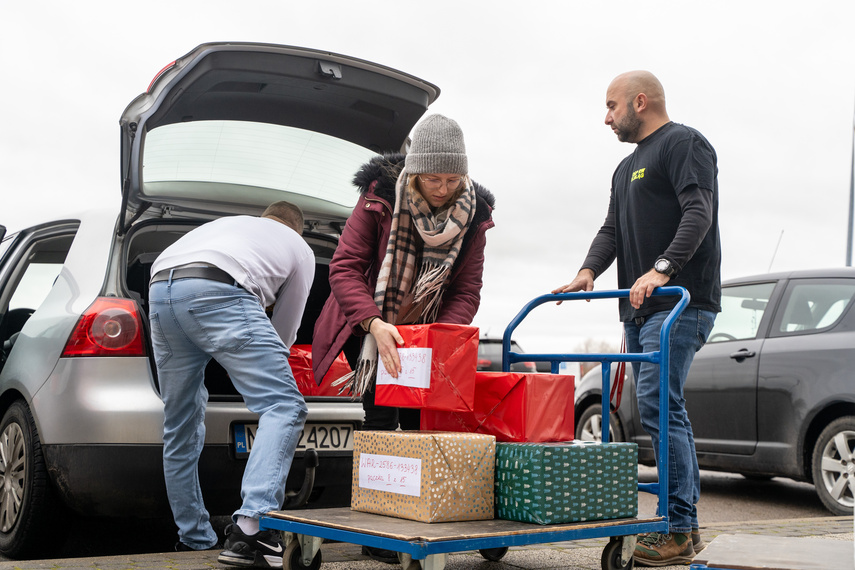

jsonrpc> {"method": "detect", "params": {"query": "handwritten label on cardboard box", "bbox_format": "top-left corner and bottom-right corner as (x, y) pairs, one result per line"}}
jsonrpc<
(358, 453), (422, 497)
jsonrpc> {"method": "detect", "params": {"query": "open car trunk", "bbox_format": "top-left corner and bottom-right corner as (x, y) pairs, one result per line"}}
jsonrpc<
(117, 42), (440, 398)
(119, 42), (439, 230)
(124, 219), (342, 399)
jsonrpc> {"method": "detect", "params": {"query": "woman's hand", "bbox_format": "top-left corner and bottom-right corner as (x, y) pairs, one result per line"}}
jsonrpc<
(370, 319), (404, 377)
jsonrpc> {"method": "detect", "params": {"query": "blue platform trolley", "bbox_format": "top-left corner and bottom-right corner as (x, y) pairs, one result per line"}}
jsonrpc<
(260, 287), (690, 570)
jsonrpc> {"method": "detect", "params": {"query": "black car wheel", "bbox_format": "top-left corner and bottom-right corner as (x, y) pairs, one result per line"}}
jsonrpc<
(0, 401), (66, 558)
(577, 402), (621, 443)
(811, 415), (855, 516)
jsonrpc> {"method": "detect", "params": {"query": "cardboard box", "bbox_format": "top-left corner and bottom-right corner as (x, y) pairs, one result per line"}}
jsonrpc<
(351, 430), (495, 523)
(420, 372), (575, 442)
(495, 441), (638, 524)
(374, 324), (478, 411)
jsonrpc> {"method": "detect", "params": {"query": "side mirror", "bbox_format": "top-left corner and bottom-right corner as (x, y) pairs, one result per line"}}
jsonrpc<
(0, 225), (5, 242)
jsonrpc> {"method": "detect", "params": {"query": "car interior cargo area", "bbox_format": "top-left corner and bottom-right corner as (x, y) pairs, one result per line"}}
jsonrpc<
(124, 221), (338, 399)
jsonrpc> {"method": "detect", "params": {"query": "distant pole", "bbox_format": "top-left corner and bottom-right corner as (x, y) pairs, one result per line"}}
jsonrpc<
(768, 230), (784, 272)
(848, 97), (855, 266)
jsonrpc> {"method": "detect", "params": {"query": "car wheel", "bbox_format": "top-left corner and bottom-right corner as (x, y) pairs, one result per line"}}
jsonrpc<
(0, 400), (67, 557)
(810, 416), (855, 516)
(576, 402), (621, 443)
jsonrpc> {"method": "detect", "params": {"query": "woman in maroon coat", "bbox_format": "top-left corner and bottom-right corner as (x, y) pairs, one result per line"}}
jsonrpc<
(312, 114), (495, 432)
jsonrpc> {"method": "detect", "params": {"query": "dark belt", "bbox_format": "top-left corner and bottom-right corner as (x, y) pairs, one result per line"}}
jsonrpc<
(634, 316), (646, 326)
(151, 266), (235, 285)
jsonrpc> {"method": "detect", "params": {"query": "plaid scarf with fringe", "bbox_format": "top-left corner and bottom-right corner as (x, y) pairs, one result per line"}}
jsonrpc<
(335, 170), (476, 397)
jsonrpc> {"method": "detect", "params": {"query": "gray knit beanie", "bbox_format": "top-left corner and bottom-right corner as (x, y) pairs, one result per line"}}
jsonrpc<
(405, 114), (468, 175)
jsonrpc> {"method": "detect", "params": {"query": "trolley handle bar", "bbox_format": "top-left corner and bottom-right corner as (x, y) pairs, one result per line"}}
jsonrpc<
(501, 286), (690, 526)
(501, 286), (690, 372)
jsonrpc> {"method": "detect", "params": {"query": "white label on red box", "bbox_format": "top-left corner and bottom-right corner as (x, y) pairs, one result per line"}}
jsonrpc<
(376, 347), (432, 389)
(358, 453), (422, 496)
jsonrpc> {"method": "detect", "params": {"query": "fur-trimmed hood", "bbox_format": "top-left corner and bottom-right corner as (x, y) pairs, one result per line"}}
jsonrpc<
(352, 152), (496, 229)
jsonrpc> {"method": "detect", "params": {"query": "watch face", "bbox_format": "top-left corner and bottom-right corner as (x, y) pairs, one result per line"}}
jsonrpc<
(655, 259), (673, 275)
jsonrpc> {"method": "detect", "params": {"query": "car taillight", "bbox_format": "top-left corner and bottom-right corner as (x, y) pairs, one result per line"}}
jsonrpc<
(62, 297), (147, 357)
(477, 358), (492, 369)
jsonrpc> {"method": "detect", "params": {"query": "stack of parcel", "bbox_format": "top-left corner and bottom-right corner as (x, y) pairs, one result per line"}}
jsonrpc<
(350, 324), (638, 525)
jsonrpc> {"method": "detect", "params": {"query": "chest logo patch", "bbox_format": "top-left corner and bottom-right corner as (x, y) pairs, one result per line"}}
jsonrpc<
(631, 168), (646, 182)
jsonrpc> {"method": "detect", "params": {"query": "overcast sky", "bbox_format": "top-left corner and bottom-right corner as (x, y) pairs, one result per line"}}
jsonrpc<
(2, 1), (854, 355)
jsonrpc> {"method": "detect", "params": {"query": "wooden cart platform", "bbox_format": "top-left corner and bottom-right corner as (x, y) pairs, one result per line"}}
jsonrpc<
(261, 507), (664, 569)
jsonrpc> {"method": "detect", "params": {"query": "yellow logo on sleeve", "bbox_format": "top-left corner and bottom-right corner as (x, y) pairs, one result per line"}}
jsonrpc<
(631, 168), (646, 181)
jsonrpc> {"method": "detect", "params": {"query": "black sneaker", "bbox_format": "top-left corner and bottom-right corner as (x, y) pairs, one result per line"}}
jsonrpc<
(175, 540), (222, 551)
(218, 524), (284, 568)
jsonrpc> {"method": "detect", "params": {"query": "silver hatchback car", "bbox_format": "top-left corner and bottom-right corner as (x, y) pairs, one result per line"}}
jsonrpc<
(0, 42), (439, 558)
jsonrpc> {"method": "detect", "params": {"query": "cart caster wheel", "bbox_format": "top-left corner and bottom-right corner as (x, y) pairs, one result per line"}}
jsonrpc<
(601, 537), (634, 570)
(283, 539), (322, 570)
(479, 547), (509, 561)
(396, 551), (421, 570)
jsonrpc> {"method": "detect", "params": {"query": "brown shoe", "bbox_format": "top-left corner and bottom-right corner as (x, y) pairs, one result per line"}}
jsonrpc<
(633, 531), (695, 566)
(692, 528), (706, 553)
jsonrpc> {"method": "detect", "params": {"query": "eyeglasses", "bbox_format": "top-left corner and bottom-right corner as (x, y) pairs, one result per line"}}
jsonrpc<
(418, 175), (464, 191)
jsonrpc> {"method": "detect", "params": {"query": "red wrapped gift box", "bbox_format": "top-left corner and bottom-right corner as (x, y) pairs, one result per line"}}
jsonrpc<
(420, 371), (575, 442)
(289, 345), (352, 397)
(374, 324), (478, 412)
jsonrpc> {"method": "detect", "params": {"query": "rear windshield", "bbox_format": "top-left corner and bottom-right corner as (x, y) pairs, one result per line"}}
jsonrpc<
(142, 120), (376, 209)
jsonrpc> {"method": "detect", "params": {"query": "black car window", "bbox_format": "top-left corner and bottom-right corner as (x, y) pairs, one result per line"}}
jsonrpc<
(476, 340), (535, 372)
(477, 340), (522, 359)
(774, 280), (855, 336)
(707, 282), (776, 342)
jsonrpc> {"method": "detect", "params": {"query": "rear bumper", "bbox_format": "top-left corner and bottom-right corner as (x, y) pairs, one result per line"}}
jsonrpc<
(43, 444), (354, 517)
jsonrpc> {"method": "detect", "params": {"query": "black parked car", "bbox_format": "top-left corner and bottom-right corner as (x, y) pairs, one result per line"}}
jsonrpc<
(477, 338), (537, 373)
(574, 268), (855, 516)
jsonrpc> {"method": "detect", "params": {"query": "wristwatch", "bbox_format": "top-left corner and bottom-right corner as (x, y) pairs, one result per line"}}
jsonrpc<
(654, 258), (677, 278)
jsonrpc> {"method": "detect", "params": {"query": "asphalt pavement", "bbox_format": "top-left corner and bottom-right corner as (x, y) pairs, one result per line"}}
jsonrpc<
(1, 515), (851, 570)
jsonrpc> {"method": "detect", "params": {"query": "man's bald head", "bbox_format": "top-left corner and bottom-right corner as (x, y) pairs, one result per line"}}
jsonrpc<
(605, 70), (670, 143)
(610, 70), (666, 113)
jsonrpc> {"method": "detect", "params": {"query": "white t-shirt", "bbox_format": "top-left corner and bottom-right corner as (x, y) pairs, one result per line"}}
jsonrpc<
(150, 216), (315, 348)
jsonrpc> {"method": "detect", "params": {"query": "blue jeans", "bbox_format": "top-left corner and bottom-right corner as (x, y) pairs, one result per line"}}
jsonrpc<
(149, 276), (308, 549)
(624, 307), (716, 534)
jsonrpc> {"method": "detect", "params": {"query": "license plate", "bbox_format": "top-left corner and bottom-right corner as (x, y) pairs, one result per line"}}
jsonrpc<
(234, 423), (354, 457)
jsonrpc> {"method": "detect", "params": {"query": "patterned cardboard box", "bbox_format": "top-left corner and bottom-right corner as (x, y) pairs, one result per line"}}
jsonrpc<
(495, 441), (638, 525)
(352, 430), (496, 523)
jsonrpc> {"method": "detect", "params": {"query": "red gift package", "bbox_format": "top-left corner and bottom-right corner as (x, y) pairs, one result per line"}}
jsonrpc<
(374, 324), (478, 412)
(420, 371), (575, 442)
(289, 345), (352, 397)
